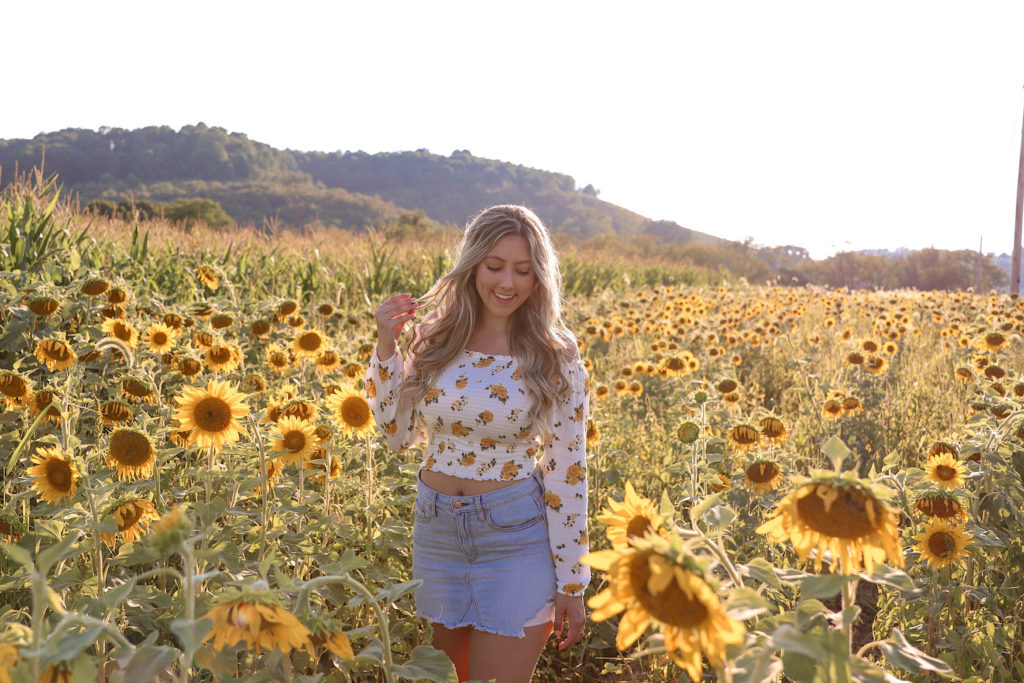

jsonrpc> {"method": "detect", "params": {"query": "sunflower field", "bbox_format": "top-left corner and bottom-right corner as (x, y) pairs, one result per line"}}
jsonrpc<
(2, 174), (1024, 682)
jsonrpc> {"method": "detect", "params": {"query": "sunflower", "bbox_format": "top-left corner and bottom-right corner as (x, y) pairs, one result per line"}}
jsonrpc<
(205, 343), (242, 374)
(244, 373), (268, 396)
(178, 358), (203, 378)
(150, 504), (193, 554)
(270, 416), (319, 466)
(726, 424), (760, 452)
(743, 460), (783, 495)
(30, 390), (62, 425)
(914, 492), (967, 522)
(144, 322), (178, 353)
(594, 384), (611, 401)
(121, 377), (157, 405)
(107, 427), (157, 480)
(100, 399), (134, 426)
(310, 625), (354, 660)
(984, 364), (1007, 380)
(286, 315), (306, 330)
(627, 381), (643, 398)
(326, 387), (376, 438)
(277, 300), (299, 318)
(100, 317), (138, 348)
(27, 445), (80, 504)
(315, 349), (342, 374)
(343, 362), (364, 381)
(976, 332), (1008, 352)
(164, 313), (185, 332)
(924, 452), (966, 491)
(821, 399), (844, 420)
(38, 664), (71, 683)
(292, 330), (327, 360)
(304, 448), (342, 484)
(863, 356), (889, 375)
(33, 338), (76, 372)
(29, 295), (65, 321)
(659, 356), (690, 378)
(173, 379), (250, 452)
(677, 421), (700, 444)
(250, 319), (271, 339)
(192, 331), (214, 349)
(587, 419), (600, 444)
(613, 379), (629, 396)
(0, 371), (32, 409)
(595, 482), (664, 550)
(860, 338), (879, 354)
(708, 472), (732, 492)
(196, 266), (220, 291)
(757, 476), (903, 574)
(203, 591), (312, 654)
(914, 520), (973, 570)
(81, 278), (111, 296)
(954, 367), (974, 383)
(280, 399), (317, 422)
(101, 499), (160, 548)
(211, 314), (234, 330)
(841, 397), (863, 416)
(107, 287), (129, 306)
(758, 417), (786, 445)
(266, 344), (292, 374)
(583, 539), (745, 681)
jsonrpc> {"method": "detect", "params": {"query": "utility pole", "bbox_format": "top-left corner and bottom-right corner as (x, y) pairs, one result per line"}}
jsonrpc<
(1012, 90), (1024, 295)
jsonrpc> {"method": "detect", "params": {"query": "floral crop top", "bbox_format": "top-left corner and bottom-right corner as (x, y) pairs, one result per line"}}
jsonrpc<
(364, 339), (591, 597)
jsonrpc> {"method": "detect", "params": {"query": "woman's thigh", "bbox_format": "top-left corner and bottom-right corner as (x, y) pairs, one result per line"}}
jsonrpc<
(467, 622), (553, 683)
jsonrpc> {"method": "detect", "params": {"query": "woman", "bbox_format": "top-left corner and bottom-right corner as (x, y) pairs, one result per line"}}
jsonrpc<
(366, 205), (590, 682)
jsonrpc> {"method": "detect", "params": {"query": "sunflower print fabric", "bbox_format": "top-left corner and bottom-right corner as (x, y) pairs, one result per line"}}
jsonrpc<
(366, 343), (591, 597)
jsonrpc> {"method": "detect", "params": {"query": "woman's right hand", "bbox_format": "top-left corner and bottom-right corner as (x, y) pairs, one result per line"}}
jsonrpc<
(374, 293), (417, 361)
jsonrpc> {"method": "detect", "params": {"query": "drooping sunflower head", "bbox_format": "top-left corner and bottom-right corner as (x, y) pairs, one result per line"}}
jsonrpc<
(315, 349), (342, 374)
(121, 376), (157, 405)
(756, 474), (903, 574)
(107, 427), (156, 481)
(30, 390), (63, 425)
(914, 520), (973, 570)
(924, 451), (966, 491)
(758, 416), (786, 445)
(150, 504), (193, 555)
(914, 492), (967, 523)
(244, 373), (268, 396)
(196, 265), (220, 291)
(81, 278), (111, 297)
(326, 386), (376, 438)
(595, 482), (665, 550)
(178, 357), (203, 378)
(841, 396), (863, 416)
(583, 536), (745, 681)
(0, 371), (33, 408)
(726, 424), (761, 453)
(250, 319), (271, 339)
(586, 419), (600, 444)
(173, 379), (250, 452)
(100, 399), (134, 426)
(34, 338), (77, 372)
(304, 448), (342, 484)
(101, 499), (160, 548)
(27, 445), (80, 504)
(101, 318), (139, 349)
(202, 588), (313, 654)
(211, 313), (234, 330)
(270, 415), (319, 466)
(821, 399), (844, 420)
(954, 366), (974, 383)
(743, 459), (784, 495)
(927, 441), (957, 460)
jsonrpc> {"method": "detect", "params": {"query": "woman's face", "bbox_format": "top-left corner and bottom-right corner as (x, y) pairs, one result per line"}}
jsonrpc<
(474, 233), (536, 325)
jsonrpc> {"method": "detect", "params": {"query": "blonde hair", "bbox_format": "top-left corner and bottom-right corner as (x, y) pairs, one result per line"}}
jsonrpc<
(396, 205), (576, 439)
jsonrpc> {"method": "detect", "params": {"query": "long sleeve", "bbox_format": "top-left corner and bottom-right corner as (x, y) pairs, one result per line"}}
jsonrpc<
(537, 358), (591, 597)
(364, 345), (428, 452)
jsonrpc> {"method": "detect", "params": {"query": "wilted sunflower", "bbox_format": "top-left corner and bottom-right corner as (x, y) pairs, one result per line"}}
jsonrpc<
(821, 399), (844, 420)
(841, 397), (863, 416)
(277, 300), (299, 318)
(326, 387), (376, 438)
(914, 520), (973, 570)
(860, 338), (879, 354)
(757, 475), (903, 574)
(309, 620), (354, 660)
(280, 399), (317, 422)
(286, 315), (306, 330)
(924, 452), (966, 491)
(164, 313), (185, 332)
(954, 367), (974, 383)
(178, 358), (203, 378)
(595, 482), (664, 550)
(587, 419), (600, 444)
(192, 330), (215, 349)
(107, 427), (156, 481)
(196, 266), (220, 291)
(758, 417), (786, 445)
(984, 364), (1007, 380)
(27, 445), (80, 504)
(270, 415), (319, 465)
(726, 424), (760, 452)
(659, 356), (690, 378)
(121, 377), (157, 405)
(211, 313), (234, 330)
(250, 319), (271, 339)
(203, 590), (312, 654)
(843, 352), (865, 367)
(173, 379), (250, 452)
(716, 378), (738, 394)
(30, 390), (62, 425)
(863, 356), (889, 375)
(34, 339), (76, 371)
(101, 318), (139, 349)
(144, 322), (178, 353)
(292, 330), (327, 360)
(101, 499), (160, 548)
(914, 492), (967, 522)
(243, 373), (268, 396)
(0, 371), (33, 409)
(81, 278), (111, 296)
(316, 349), (342, 374)
(304, 448), (341, 484)
(38, 664), (71, 683)
(106, 287), (129, 306)
(743, 460), (783, 495)
(583, 538), (745, 681)
(343, 362), (364, 381)
(100, 399), (134, 426)
(976, 332), (1008, 352)
(266, 344), (291, 374)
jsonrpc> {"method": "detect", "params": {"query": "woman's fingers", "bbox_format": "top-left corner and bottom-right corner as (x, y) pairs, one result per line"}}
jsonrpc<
(375, 294), (417, 326)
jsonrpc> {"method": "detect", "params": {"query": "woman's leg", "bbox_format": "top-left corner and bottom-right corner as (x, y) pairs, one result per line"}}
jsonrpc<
(428, 621), (472, 682)
(466, 621), (553, 683)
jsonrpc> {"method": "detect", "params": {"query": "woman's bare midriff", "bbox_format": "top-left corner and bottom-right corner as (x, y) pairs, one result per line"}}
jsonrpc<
(419, 468), (521, 496)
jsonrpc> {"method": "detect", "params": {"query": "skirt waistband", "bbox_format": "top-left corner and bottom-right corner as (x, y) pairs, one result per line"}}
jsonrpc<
(416, 467), (543, 515)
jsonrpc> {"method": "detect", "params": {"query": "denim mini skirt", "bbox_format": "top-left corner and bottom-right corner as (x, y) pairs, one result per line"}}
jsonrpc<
(412, 467), (557, 638)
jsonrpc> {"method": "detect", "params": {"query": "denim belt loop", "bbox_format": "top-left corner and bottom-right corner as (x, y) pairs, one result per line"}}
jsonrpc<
(428, 488), (438, 519)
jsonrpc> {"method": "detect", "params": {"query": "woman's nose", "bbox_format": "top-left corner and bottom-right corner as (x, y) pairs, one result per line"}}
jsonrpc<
(499, 269), (513, 287)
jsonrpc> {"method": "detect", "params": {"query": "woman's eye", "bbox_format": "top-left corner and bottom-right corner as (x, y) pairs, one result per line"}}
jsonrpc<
(517, 271), (531, 277)
(486, 266), (501, 272)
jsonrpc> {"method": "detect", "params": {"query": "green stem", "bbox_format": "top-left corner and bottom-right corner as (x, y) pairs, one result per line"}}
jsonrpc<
(841, 578), (858, 653)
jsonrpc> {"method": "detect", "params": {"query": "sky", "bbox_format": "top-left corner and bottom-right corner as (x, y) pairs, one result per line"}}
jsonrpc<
(5, 1), (1024, 259)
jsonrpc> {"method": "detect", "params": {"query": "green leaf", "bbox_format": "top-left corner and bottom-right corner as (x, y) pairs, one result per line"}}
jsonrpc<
(51, 624), (106, 660)
(36, 531), (83, 575)
(371, 579), (421, 606)
(109, 645), (181, 683)
(822, 435), (851, 471)
(771, 624), (825, 659)
(879, 629), (955, 678)
(742, 558), (782, 589)
(391, 645), (459, 682)
(0, 541), (34, 569)
(703, 504), (737, 531)
(799, 574), (856, 599)
(689, 491), (726, 526)
(729, 645), (783, 683)
(725, 587), (773, 621)
(861, 564), (919, 594)
(658, 489), (675, 523)
(171, 617), (213, 654)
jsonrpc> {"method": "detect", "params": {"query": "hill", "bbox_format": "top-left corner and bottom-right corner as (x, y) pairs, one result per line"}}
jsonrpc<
(0, 124), (724, 243)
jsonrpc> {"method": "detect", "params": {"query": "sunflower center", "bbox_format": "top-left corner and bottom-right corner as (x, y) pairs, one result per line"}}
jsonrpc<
(113, 322), (132, 341)
(626, 515), (654, 539)
(666, 358), (685, 372)
(746, 462), (780, 483)
(342, 396), (370, 426)
(927, 531), (953, 558)
(210, 347), (232, 363)
(193, 397), (232, 432)
(935, 465), (956, 481)
(796, 485), (877, 539)
(117, 503), (146, 531)
(153, 331), (169, 345)
(270, 353), (288, 367)
(299, 333), (322, 351)
(110, 430), (154, 466)
(284, 431), (307, 451)
(320, 352), (338, 365)
(45, 459), (73, 492)
(628, 553), (709, 628)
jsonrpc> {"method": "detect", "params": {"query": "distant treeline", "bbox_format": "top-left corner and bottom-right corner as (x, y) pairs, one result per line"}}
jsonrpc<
(0, 124), (722, 243)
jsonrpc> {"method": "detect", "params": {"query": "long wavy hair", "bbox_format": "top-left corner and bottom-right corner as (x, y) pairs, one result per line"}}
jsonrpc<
(396, 205), (575, 440)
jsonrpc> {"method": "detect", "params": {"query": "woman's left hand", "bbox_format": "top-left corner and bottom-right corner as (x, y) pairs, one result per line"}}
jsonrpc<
(551, 592), (586, 650)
